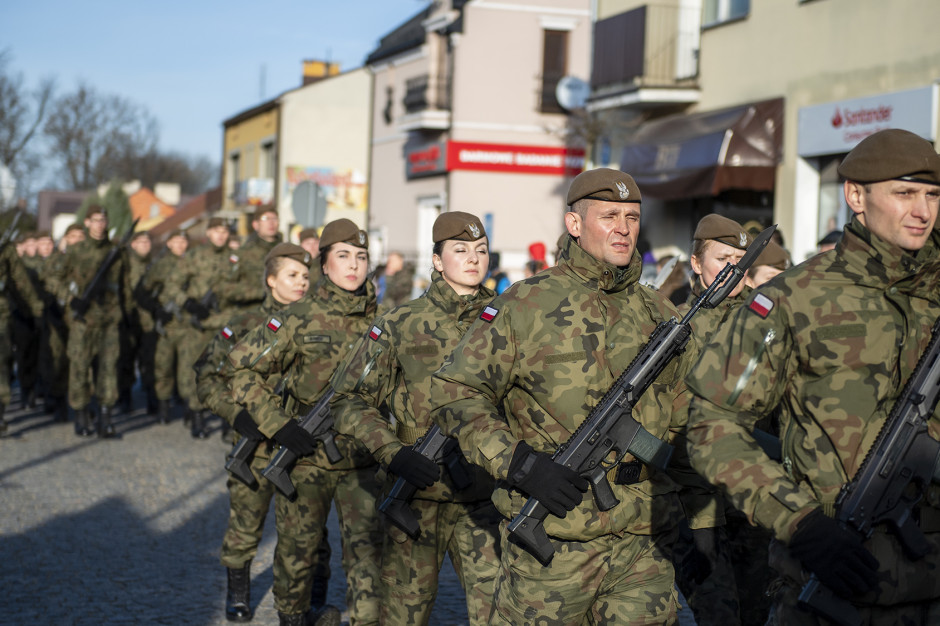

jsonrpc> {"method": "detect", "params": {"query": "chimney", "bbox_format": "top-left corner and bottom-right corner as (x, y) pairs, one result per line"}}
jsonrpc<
(302, 59), (341, 86)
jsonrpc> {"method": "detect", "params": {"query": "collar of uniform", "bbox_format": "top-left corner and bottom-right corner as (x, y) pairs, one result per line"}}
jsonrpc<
(426, 270), (496, 318)
(560, 233), (640, 293)
(839, 217), (937, 288)
(317, 273), (377, 317)
(261, 294), (282, 315)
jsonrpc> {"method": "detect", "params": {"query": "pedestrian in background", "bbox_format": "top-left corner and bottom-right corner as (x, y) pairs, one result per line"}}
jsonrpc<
(333, 211), (500, 625)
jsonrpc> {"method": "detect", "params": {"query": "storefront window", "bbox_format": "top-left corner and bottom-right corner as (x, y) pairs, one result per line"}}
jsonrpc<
(817, 154), (849, 241)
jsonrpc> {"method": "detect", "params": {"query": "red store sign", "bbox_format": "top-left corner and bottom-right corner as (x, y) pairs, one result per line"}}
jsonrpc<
(405, 140), (585, 179)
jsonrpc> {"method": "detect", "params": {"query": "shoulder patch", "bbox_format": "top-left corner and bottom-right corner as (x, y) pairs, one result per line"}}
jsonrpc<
(267, 318), (282, 332)
(221, 326), (234, 339)
(229, 254), (239, 264)
(748, 293), (774, 318)
(480, 305), (499, 322)
(369, 326), (382, 341)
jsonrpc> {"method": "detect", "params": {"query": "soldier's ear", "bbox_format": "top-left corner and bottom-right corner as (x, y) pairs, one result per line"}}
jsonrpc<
(844, 180), (866, 216)
(564, 211), (581, 239)
(431, 254), (444, 273)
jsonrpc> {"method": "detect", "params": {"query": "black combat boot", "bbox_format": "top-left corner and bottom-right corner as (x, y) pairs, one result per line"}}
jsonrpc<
(278, 612), (307, 626)
(183, 406), (194, 426)
(97, 406), (116, 438)
(118, 388), (134, 414)
(157, 399), (172, 424)
(146, 386), (159, 416)
(75, 407), (95, 437)
(309, 568), (328, 610)
(52, 397), (69, 422)
(191, 409), (210, 439)
(225, 562), (252, 622)
(0, 403), (7, 437)
(308, 605), (341, 626)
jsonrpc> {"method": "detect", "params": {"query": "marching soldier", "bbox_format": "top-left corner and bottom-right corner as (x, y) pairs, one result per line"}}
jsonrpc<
(215, 206), (282, 314)
(685, 128), (940, 623)
(333, 212), (500, 625)
(124, 231), (157, 414)
(431, 169), (712, 622)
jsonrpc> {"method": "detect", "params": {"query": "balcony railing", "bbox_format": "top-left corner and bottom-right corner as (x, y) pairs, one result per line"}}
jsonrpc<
(591, 4), (700, 97)
(403, 74), (451, 114)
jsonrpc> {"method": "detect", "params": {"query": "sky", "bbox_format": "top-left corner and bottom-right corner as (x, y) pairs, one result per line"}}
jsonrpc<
(1, 1), (428, 165)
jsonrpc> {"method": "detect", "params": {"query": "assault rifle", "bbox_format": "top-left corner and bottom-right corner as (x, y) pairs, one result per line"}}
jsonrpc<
(507, 225), (776, 565)
(379, 424), (474, 539)
(261, 387), (343, 500)
(0, 211), (22, 251)
(72, 218), (140, 322)
(190, 288), (219, 330)
(797, 317), (940, 626)
(225, 376), (293, 489)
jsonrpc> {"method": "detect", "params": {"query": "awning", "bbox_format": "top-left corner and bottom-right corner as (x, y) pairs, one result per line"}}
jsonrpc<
(620, 98), (783, 200)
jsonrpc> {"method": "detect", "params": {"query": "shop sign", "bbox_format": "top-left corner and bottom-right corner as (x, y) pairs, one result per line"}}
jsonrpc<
(405, 141), (448, 179)
(446, 141), (584, 176)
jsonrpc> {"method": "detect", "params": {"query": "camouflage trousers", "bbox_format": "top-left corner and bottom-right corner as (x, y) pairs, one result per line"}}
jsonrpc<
(274, 463), (382, 623)
(380, 498), (501, 625)
(490, 521), (679, 625)
(12, 311), (38, 396)
(154, 324), (205, 409)
(40, 312), (68, 400)
(0, 311), (12, 405)
(67, 319), (120, 409)
(221, 444), (275, 568)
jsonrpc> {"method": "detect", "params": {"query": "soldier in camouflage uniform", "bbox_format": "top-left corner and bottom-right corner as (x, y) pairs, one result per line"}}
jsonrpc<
(333, 212), (500, 625)
(431, 169), (712, 624)
(15, 231), (42, 409)
(298, 227), (323, 286)
(215, 206), (283, 315)
(685, 128), (940, 624)
(227, 219), (381, 626)
(33, 231), (69, 421)
(140, 230), (194, 427)
(193, 242), (339, 623)
(0, 226), (43, 435)
(123, 231), (157, 414)
(54, 206), (132, 438)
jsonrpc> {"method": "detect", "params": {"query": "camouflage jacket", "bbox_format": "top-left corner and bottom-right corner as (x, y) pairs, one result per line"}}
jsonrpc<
(127, 251), (153, 332)
(0, 245), (43, 319)
(333, 270), (496, 503)
(678, 279), (752, 341)
(685, 217), (940, 546)
(140, 251), (189, 329)
(227, 276), (378, 469)
(215, 234), (281, 310)
(55, 235), (131, 326)
(167, 242), (232, 330)
(194, 295), (282, 434)
(432, 234), (709, 541)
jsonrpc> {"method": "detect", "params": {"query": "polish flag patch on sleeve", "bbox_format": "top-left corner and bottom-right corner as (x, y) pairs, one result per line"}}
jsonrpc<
(748, 293), (774, 318)
(267, 318), (282, 332)
(221, 326), (234, 339)
(369, 325), (382, 341)
(229, 254), (239, 264)
(480, 305), (499, 322)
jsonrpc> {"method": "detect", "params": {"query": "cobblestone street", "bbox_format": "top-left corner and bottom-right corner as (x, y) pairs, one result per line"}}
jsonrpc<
(1, 386), (694, 625)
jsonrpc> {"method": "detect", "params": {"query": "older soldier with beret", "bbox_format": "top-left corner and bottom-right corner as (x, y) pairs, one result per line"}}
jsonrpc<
(226, 218), (382, 626)
(333, 211), (500, 625)
(432, 168), (711, 622)
(686, 128), (940, 624)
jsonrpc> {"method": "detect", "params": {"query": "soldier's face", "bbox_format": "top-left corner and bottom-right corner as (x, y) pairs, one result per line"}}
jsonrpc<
(267, 257), (310, 305)
(746, 264), (783, 289)
(253, 212), (280, 241)
(565, 200), (640, 267)
(690, 240), (746, 297)
(846, 179), (940, 252)
(130, 236), (151, 258)
(22, 239), (37, 256)
(323, 242), (368, 292)
(207, 225), (230, 248)
(65, 229), (85, 247)
(37, 237), (54, 257)
(300, 237), (320, 257)
(85, 214), (108, 240)
(166, 235), (188, 257)
(433, 237), (488, 296)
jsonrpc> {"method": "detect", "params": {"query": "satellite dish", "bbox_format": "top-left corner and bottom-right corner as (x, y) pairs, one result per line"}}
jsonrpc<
(555, 76), (590, 111)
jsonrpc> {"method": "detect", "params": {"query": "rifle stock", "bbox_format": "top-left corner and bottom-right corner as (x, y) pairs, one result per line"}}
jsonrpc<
(378, 424), (474, 539)
(507, 225), (776, 564)
(225, 438), (260, 489)
(798, 317), (940, 625)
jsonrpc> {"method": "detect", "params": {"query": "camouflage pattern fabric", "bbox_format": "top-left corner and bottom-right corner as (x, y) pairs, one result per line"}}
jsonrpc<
(489, 519), (679, 625)
(38, 252), (69, 401)
(55, 235), (130, 410)
(332, 270), (499, 624)
(685, 217), (940, 617)
(14, 254), (44, 397)
(0, 246), (44, 405)
(214, 234), (280, 312)
(431, 234), (710, 619)
(120, 250), (155, 398)
(226, 276), (381, 622)
(221, 445), (275, 568)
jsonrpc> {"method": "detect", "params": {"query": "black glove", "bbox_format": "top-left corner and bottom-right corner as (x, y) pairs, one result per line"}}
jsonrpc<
(507, 442), (589, 518)
(789, 508), (880, 598)
(70, 296), (90, 318)
(272, 420), (319, 457)
(233, 410), (264, 441)
(154, 306), (174, 325)
(183, 298), (211, 320)
(388, 447), (440, 489)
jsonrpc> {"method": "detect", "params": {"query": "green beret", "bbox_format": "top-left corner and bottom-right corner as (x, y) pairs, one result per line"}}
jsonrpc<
(319, 218), (368, 250)
(207, 217), (227, 229)
(35, 230), (52, 240)
(298, 227), (320, 242)
(265, 242), (313, 268)
(693, 214), (751, 250)
(432, 211), (486, 243)
(252, 205), (278, 222)
(65, 223), (84, 235)
(167, 229), (188, 240)
(838, 128), (940, 184)
(566, 168), (641, 206)
(130, 230), (152, 241)
(753, 239), (790, 271)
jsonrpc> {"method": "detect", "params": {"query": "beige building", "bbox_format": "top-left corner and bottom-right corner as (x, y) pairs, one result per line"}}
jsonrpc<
(368, 0), (592, 281)
(221, 61), (371, 238)
(589, 0), (940, 263)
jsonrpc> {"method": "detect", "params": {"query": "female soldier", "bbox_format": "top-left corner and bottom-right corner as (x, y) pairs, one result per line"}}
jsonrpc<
(226, 219), (381, 626)
(193, 243), (333, 623)
(332, 211), (500, 625)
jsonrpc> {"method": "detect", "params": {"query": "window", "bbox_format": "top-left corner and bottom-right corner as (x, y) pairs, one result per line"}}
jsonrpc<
(227, 152), (241, 199)
(540, 29), (568, 114)
(261, 141), (276, 179)
(703, 0), (749, 27)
